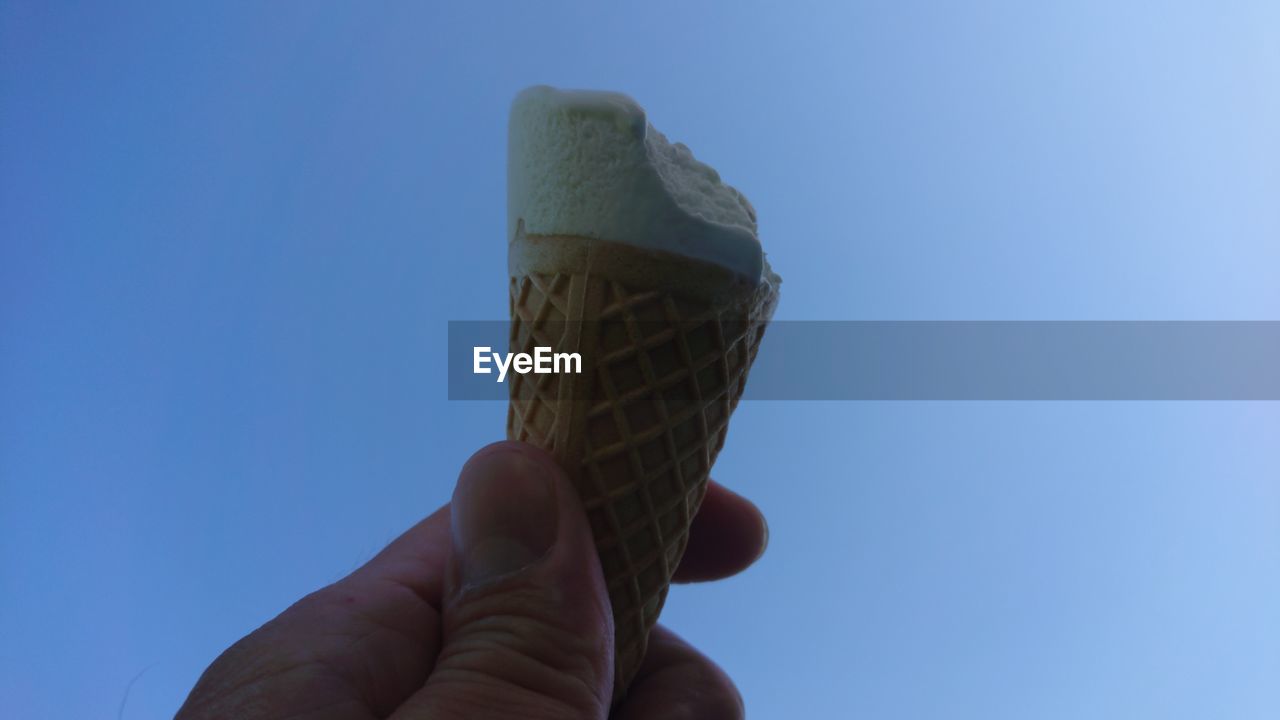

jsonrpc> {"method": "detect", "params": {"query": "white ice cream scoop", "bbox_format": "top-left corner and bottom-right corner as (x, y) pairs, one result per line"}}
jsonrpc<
(508, 85), (765, 281)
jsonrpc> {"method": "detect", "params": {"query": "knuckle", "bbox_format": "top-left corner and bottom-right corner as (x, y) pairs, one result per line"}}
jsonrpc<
(439, 587), (613, 716)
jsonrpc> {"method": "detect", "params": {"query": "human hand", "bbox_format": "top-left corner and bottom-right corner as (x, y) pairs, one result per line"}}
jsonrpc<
(176, 441), (768, 719)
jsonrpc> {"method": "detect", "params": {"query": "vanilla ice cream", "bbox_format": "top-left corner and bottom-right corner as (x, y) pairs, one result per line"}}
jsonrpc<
(508, 85), (768, 281)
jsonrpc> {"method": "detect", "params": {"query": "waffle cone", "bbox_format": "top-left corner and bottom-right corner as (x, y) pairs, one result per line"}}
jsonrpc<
(506, 224), (778, 701)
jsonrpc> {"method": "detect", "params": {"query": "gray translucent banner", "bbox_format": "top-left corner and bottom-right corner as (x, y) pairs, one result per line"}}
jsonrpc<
(449, 321), (1280, 400)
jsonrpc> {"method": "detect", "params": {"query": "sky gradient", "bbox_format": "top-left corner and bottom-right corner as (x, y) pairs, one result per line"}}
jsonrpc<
(3, 2), (1278, 717)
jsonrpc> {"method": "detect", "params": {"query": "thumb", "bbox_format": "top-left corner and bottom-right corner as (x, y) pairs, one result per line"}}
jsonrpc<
(396, 441), (615, 720)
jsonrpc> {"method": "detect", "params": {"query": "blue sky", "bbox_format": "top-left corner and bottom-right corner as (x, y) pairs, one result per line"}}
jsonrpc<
(2, 2), (1278, 717)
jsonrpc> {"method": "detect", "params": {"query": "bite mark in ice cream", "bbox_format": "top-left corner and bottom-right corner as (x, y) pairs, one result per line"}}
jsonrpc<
(508, 85), (765, 281)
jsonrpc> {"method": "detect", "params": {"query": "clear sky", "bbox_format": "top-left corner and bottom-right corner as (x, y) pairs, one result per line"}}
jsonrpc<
(2, 1), (1278, 717)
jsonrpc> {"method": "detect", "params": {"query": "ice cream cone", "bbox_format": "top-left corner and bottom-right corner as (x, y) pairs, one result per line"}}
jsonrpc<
(506, 225), (779, 700)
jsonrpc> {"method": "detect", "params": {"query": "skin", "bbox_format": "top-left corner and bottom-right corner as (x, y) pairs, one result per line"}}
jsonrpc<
(176, 441), (769, 719)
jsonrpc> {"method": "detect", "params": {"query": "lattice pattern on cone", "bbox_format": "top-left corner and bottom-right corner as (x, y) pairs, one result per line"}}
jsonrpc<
(507, 265), (774, 701)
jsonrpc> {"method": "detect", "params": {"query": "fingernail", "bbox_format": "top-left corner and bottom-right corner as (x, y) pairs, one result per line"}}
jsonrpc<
(452, 446), (559, 588)
(756, 513), (770, 562)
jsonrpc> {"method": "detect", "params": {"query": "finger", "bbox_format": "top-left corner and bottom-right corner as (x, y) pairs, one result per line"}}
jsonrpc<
(347, 502), (453, 606)
(391, 441), (614, 720)
(672, 480), (769, 583)
(612, 624), (744, 720)
(365, 477), (766, 590)
(176, 507), (454, 719)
